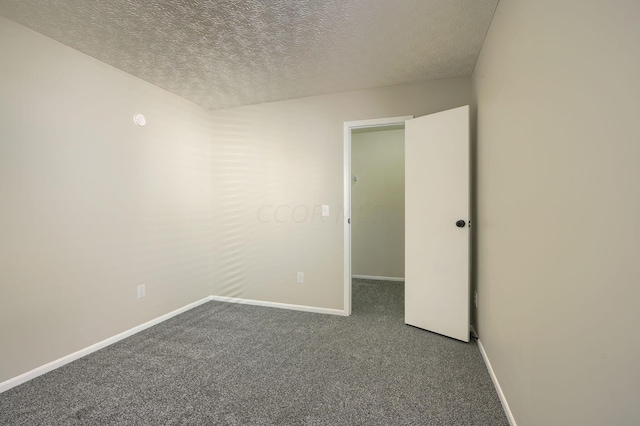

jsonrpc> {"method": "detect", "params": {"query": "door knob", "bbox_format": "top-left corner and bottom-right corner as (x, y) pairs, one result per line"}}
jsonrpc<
(455, 220), (466, 228)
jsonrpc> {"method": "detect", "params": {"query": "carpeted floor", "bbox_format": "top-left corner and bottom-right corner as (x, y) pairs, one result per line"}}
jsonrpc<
(0, 279), (508, 425)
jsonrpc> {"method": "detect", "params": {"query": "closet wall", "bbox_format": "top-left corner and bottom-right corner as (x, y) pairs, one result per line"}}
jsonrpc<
(351, 128), (405, 279)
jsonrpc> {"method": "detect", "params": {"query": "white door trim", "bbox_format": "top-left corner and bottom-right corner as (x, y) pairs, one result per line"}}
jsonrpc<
(343, 116), (413, 315)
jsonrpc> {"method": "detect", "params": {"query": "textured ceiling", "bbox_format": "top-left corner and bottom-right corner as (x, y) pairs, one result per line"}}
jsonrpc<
(0, 0), (498, 110)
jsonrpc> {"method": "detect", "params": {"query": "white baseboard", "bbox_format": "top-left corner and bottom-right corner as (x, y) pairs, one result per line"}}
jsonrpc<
(0, 296), (211, 394)
(352, 275), (404, 282)
(1, 294), (346, 394)
(209, 295), (347, 316)
(476, 338), (517, 426)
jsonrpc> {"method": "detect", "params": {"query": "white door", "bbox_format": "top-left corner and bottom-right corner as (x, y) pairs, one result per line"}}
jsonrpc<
(405, 105), (469, 342)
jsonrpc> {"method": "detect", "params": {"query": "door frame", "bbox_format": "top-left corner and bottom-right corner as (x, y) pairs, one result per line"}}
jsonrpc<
(343, 115), (413, 315)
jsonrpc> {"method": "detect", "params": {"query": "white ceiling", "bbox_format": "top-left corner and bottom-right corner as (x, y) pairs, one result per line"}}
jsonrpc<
(0, 0), (498, 110)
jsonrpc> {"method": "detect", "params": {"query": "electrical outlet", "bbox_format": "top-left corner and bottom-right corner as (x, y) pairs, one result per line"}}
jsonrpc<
(297, 272), (304, 284)
(321, 205), (330, 217)
(474, 291), (478, 308)
(137, 284), (146, 299)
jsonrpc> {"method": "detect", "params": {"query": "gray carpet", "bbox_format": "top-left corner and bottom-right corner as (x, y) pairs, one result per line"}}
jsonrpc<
(0, 279), (508, 425)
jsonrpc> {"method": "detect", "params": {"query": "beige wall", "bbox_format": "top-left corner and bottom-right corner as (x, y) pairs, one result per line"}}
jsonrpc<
(473, 1), (640, 425)
(351, 129), (405, 278)
(210, 78), (472, 309)
(0, 19), (213, 383)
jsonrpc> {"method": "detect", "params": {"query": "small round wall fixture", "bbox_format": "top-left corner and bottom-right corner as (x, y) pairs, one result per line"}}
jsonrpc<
(133, 114), (147, 127)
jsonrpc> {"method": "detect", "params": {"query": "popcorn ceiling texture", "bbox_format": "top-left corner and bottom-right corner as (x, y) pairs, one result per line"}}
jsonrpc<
(0, 0), (498, 110)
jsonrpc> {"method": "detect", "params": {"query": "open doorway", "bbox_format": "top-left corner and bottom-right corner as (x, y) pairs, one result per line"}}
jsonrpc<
(344, 107), (470, 340)
(343, 116), (412, 315)
(351, 127), (405, 280)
